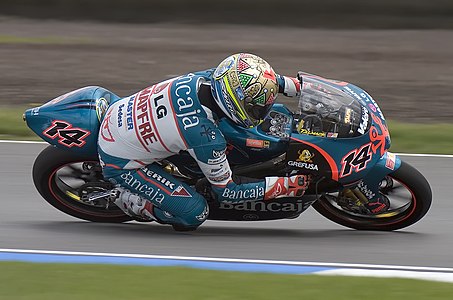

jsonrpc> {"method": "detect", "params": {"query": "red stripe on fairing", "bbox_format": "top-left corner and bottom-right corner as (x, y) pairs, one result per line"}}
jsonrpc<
(105, 163), (121, 169)
(149, 84), (172, 153)
(137, 170), (172, 195)
(167, 82), (188, 148)
(290, 137), (339, 181)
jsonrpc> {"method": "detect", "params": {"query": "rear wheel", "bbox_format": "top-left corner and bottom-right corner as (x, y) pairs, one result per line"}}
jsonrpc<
(32, 146), (131, 223)
(312, 161), (432, 231)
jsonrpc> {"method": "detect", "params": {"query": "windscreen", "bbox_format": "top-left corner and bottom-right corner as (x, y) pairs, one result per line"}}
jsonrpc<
(295, 76), (369, 138)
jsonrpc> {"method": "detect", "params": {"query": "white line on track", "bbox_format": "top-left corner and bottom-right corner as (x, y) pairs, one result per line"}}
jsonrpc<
(1, 139), (452, 158)
(1, 248), (453, 273)
(0, 140), (47, 144)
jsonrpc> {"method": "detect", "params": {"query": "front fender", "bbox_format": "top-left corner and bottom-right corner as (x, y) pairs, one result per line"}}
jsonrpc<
(359, 151), (402, 195)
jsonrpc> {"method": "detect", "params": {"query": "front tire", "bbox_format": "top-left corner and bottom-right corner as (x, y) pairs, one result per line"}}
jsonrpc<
(312, 160), (432, 231)
(32, 146), (131, 223)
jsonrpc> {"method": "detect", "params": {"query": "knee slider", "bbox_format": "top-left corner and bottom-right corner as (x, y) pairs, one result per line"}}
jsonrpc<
(180, 195), (209, 227)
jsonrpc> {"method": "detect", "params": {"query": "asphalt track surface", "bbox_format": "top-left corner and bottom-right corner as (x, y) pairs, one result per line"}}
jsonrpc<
(1, 142), (452, 269)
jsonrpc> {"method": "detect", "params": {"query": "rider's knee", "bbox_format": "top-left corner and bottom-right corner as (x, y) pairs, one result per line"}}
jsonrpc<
(178, 195), (209, 227)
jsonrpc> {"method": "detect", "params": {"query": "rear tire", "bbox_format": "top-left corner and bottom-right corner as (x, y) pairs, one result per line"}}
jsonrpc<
(33, 146), (131, 223)
(312, 160), (432, 231)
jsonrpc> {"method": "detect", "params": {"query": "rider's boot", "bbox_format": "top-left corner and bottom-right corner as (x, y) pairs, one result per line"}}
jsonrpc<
(109, 187), (157, 222)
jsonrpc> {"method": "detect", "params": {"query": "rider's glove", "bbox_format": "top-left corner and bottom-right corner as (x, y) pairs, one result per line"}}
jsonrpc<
(297, 71), (305, 85)
(264, 175), (310, 200)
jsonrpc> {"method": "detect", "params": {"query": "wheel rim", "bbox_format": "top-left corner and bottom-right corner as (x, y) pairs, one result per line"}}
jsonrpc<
(48, 161), (125, 217)
(321, 175), (417, 225)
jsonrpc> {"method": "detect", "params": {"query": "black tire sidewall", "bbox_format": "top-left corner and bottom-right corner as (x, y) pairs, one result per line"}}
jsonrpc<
(32, 146), (131, 223)
(312, 160), (432, 231)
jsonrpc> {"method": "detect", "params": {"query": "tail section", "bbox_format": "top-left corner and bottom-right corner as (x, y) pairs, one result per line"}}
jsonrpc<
(24, 86), (120, 156)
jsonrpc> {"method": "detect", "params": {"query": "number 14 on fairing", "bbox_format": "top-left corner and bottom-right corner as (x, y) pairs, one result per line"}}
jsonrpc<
(340, 143), (373, 178)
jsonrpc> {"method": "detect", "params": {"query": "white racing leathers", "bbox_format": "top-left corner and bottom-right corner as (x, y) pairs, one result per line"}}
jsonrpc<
(98, 70), (302, 227)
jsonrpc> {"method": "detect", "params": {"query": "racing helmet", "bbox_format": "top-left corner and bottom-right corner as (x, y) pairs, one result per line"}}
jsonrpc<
(211, 53), (279, 128)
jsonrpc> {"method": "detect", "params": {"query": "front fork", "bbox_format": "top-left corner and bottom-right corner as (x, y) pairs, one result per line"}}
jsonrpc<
(341, 152), (402, 207)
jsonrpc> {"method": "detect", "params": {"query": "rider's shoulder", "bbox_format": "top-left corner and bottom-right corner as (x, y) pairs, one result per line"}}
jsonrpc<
(172, 69), (214, 86)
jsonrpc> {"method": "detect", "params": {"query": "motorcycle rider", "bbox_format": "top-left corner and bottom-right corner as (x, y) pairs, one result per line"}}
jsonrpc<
(98, 53), (388, 231)
(98, 53), (311, 230)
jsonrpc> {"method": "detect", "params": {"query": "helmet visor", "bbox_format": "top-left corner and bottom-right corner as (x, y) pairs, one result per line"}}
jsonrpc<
(244, 99), (274, 126)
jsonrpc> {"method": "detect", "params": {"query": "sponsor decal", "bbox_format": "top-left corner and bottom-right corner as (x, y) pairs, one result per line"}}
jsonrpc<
(369, 113), (389, 156)
(100, 109), (115, 142)
(175, 74), (201, 130)
(126, 96), (135, 130)
(171, 185), (192, 197)
(120, 171), (165, 204)
(357, 106), (369, 135)
(246, 138), (270, 149)
(365, 93), (385, 120)
(219, 200), (311, 213)
(140, 166), (176, 189)
(95, 97), (109, 121)
(327, 132), (338, 138)
(243, 214), (259, 221)
(208, 171), (231, 183)
(297, 120), (325, 137)
(368, 103), (377, 113)
(357, 181), (376, 200)
(208, 156), (226, 165)
(298, 149), (314, 163)
(212, 149), (226, 158)
(287, 161), (319, 170)
(31, 107), (40, 116)
(385, 152), (396, 170)
(196, 206), (209, 221)
(299, 128), (326, 137)
(221, 185), (265, 201)
(117, 104), (124, 128)
(344, 86), (385, 120)
(344, 108), (352, 124)
(200, 125), (216, 142)
(135, 86), (158, 146)
(287, 149), (318, 170)
(43, 120), (90, 148)
(343, 86), (363, 101)
(154, 94), (168, 120)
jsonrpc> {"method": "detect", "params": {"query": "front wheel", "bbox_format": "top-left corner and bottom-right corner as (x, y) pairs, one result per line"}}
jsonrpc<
(312, 161), (432, 231)
(32, 146), (132, 223)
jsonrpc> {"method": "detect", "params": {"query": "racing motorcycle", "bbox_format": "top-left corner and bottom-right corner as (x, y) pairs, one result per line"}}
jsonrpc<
(23, 73), (432, 231)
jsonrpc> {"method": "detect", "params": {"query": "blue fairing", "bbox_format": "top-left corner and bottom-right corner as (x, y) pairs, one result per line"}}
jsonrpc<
(217, 104), (291, 165)
(24, 86), (120, 157)
(357, 152), (402, 197)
